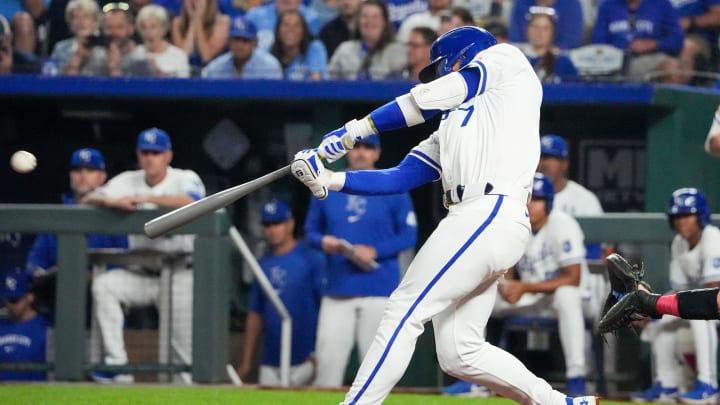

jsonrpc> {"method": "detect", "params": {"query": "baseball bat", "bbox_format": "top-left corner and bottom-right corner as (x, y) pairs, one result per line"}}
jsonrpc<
(144, 165), (291, 238)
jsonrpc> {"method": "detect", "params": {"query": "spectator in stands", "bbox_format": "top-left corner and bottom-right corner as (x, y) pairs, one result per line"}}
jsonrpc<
(171, 0), (230, 69)
(304, 134), (418, 388)
(704, 104), (720, 156)
(0, 270), (49, 381)
(101, 2), (141, 77)
(270, 10), (328, 80)
(436, 6), (474, 35)
(592, 0), (685, 84)
(319, 0), (361, 57)
(246, 0), (323, 50)
(519, 7), (578, 83)
(81, 128), (205, 383)
(216, 0), (257, 19)
(396, 0), (451, 42)
(1, 1), (47, 56)
(328, 0), (406, 80)
(131, 4), (190, 77)
(493, 173), (590, 396)
(510, 0), (584, 49)
(237, 199), (326, 386)
(51, 0), (108, 75)
(27, 148), (128, 276)
(401, 25), (436, 81)
(385, 0), (428, 31)
(202, 16), (282, 79)
(673, 0), (720, 84)
(0, 15), (40, 74)
(484, 18), (509, 43)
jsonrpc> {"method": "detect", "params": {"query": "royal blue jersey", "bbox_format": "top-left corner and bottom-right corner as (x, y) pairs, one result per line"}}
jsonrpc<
(0, 314), (49, 381)
(25, 193), (128, 273)
(305, 191), (417, 297)
(672, 0), (720, 41)
(248, 242), (326, 366)
(592, 0), (684, 54)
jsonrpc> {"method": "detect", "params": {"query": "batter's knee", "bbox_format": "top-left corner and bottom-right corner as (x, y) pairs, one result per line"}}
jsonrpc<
(436, 338), (489, 377)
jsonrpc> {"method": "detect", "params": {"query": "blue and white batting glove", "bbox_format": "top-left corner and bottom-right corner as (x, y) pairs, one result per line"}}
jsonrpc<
(291, 149), (329, 200)
(318, 118), (376, 163)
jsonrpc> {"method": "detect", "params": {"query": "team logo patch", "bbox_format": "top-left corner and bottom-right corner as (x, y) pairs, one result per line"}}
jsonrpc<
(713, 258), (720, 268)
(562, 241), (571, 252)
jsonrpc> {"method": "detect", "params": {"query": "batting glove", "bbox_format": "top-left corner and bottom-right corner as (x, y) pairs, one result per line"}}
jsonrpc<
(291, 149), (329, 200)
(318, 118), (375, 163)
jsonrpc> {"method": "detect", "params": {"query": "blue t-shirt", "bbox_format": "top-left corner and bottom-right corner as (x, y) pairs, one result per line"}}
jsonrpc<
(592, 0), (684, 54)
(202, 50), (284, 79)
(0, 0), (49, 19)
(25, 193), (128, 272)
(527, 53), (579, 82)
(0, 315), (49, 381)
(246, 3), (323, 50)
(248, 242), (325, 366)
(672, 0), (720, 41)
(509, 0), (584, 49)
(284, 40), (329, 80)
(304, 191), (417, 297)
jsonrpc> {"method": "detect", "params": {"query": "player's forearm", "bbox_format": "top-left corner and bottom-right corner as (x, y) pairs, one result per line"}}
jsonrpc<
(333, 155), (438, 195)
(523, 274), (580, 294)
(79, 192), (109, 207)
(143, 195), (197, 208)
(241, 312), (263, 364)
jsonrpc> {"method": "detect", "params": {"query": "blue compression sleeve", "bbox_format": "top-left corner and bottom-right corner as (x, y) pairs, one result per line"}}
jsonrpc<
(342, 154), (439, 195)
(460, 67), (480, 101)
(369, 99), (439, 132)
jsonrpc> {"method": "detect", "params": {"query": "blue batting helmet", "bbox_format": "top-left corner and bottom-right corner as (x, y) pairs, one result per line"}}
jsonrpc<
(667, 187), (712, 229)
(532, 172), (554, 212)
(418, 26), (497, 83)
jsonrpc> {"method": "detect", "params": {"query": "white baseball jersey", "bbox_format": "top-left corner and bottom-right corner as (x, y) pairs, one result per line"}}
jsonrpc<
(516, 210), (587, 283)
(554, 180), (604, 216)
(409, 44), (542, 200)
(669, 225), (720, 290)
(97, 167), (206, 253)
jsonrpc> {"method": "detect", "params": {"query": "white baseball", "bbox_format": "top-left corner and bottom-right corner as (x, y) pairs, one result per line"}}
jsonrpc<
(10, 150), (37, 173)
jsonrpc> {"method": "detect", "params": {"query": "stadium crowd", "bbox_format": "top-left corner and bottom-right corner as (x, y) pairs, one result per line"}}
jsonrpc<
(1, 0), (719, 84)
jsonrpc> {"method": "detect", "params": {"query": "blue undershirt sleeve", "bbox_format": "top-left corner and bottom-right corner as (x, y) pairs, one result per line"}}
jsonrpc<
(460, 67), (480, 101)
(342, 154), (440, 195)
(369, 100), (440, 133)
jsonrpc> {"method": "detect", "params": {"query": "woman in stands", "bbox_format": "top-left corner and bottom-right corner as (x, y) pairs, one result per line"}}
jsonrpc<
(270, 10), (328, 81)
(133, 5), (190, 78)
(518, 7), (578, 83)
(172, 0), (231, 71)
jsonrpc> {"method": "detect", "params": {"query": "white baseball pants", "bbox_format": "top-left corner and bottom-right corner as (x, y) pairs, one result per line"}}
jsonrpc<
(493, 286), (587, 378)
(313, 296), (388, 387)
(92, 268), (193, 366)
(340, 195), (571, 405)
(259, 359), (315, 386)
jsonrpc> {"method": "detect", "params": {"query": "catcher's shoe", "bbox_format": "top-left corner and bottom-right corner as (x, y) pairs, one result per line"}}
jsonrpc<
(598, 290), (661, 334)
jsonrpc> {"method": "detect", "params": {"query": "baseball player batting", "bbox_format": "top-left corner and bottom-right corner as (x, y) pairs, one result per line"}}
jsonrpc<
(291, 26), (599, 405)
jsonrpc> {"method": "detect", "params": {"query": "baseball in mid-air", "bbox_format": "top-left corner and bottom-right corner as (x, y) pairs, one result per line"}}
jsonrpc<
(10, 150), (37, 173)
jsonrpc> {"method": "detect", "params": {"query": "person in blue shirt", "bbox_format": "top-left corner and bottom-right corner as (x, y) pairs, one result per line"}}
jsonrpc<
(509, 0), (584, 49)
(0, 270), (49, 381)
(304, 134), (418, 388)
(270, 10), (328, 80)
(592, 0), (685, 83)
(202, 16), (283, 79)
(518, 7), (578, 83)
(238, 199), (326, 385)
(245, 0), (322, 50)
(26, 148), (128, 275)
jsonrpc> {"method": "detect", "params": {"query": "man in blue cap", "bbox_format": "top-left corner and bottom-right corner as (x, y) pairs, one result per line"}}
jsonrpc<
(238, 199), (326, 385)
(27, 148), (128, 274)
(202, 16), (282, 79)
(82, 128), (205, 383)
(0, 270), (49, 381)
(304, 133), (419, 388)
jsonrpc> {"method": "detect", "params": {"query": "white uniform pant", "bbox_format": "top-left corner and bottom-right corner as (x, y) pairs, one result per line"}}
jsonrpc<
(313, 296), (388, 387)
(643, 315), (718, 388)
(493, 286), (587, 378)
(259, 359), (315, 386)
(92, 268), (193, 366)
(341, 196), (570, 405)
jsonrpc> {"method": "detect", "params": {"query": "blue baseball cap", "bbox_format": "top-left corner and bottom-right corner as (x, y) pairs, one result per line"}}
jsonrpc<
(540, 134), (568, 159)
(137, 128), (172, 152)
(70, 148), (106, 171)
(261, 199), (292, 223)
(355, 134), (381, 149)
(229, 16), (257, 40)
(0, 271), (31, 300)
